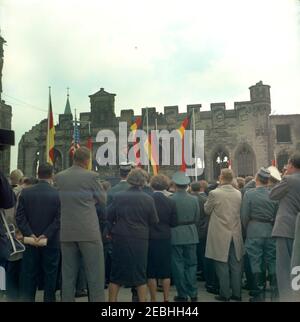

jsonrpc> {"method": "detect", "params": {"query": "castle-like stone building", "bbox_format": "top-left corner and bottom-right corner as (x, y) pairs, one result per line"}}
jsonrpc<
(18, 81), (300, 182)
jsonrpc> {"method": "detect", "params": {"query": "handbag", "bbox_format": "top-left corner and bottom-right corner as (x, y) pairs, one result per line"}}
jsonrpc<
(0, 210), (25, 259)
(0, 214), (10, 261)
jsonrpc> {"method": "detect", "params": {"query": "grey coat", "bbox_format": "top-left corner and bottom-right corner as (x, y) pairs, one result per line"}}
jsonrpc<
(55, 165), (106, 242)
(291, 213), (300, 270)
(270, 173), (300, 239)
(241, 186), (278, 238)
(205, 185), (244, 263)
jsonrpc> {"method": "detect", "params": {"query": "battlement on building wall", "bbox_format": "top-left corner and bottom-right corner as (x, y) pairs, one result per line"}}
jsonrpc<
(54, 81), (272, 128)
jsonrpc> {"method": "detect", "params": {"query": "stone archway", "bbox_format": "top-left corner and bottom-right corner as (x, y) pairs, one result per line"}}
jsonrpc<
(234, 144), (256, 177)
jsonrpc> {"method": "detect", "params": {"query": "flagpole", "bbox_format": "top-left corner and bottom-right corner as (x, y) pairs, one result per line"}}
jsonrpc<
(146, 107), (150, 174)
(192, 108), (197, 180)
(46, 86), (51, 163)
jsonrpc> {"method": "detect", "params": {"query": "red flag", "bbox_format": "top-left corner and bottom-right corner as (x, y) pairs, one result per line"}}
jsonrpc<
(130, 116), (142, 166)
(178, 114), (191, 172)
(145, 132), (159, 175)
(272, 152), (277, 167)
(86, 136), (93, 170)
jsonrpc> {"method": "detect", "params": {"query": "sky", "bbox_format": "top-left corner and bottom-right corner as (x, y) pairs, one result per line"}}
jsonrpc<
(0, 0), (300, 169)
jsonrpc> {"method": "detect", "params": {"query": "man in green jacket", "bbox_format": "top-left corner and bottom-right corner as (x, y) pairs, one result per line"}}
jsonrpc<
(241, 168), (279, 301)
(170, 172), (200, 302)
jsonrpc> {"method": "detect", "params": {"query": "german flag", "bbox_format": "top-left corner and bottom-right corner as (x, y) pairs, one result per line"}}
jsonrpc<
(144, 132), (159, 175)
(130, 116), (142, 166)
(178, 114), (191, 172)
(46, 87), (55, 165)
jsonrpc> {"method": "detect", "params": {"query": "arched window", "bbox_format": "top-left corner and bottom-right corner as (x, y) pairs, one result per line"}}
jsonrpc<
(213, 149), (229, 180)
(236, 145), (255, 177)
(32, 150), (40, 177)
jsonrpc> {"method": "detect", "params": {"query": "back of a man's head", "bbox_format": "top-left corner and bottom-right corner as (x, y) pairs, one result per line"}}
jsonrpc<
(289, 152), (300, 170)
(199, 180), (208, 192)
(245, 176), (254, 185)
(190, 181), (201, 192)
(73, 147), (90, 166)
(38, 163), (53, 180)
(220, 168), (234, 184)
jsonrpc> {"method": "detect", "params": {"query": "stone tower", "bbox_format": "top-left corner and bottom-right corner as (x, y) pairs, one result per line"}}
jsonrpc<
(89, 88), (116, 128)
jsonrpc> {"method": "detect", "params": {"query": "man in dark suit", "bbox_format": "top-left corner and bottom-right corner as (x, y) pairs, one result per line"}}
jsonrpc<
(16, 163), (60, 302)
(271, 152), (300, 301)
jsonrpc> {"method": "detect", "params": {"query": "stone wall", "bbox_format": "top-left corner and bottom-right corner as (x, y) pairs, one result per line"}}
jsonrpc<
(17, 81), (300, 182)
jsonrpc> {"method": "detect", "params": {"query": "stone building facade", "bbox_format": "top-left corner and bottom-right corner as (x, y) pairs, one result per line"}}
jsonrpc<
(18, 81), (300, 182)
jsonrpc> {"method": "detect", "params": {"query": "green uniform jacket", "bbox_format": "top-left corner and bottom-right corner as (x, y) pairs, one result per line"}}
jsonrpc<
(241, 186), (278, 238)
(170, 190), (200, 245)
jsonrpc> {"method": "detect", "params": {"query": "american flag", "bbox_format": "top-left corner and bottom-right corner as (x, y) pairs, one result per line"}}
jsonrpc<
(69, 117), (80, 158)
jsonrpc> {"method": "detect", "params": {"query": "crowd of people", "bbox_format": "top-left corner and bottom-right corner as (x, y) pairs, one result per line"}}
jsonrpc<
(0, 147), (300, 302)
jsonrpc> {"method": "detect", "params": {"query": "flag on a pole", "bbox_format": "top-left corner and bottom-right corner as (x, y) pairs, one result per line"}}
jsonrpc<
(178, 114), (191, 172)
(69, 114), (80, 159)
(228, 159), (232, 169)
(86, 135), (93, 171)
(272, 152), (277, 167)
(46, 87), (55, 165)
(130, 116), (142, 166)
(144, 132), (159, 175)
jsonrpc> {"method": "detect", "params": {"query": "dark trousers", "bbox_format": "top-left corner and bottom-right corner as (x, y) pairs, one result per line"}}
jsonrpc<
(197, 239), (206, 272)
(5, 259), (22, 301)
(198, 238), (218, 290)
(243, 253), (254, 289)
(21, 246), (60, 302)
(104, 243), (112, 284)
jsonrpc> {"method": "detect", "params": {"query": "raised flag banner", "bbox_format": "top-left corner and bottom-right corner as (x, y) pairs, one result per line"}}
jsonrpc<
(86, 136), (93, 171)
(144, 132), (159, 176)
(130, 116), (142, 166)
(178, 114), (191, 172)
(46, 88), (55, 165)
(69, 116), (80, 159)
(228, 159), (232, 169)
(272, 152), (277, 167)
